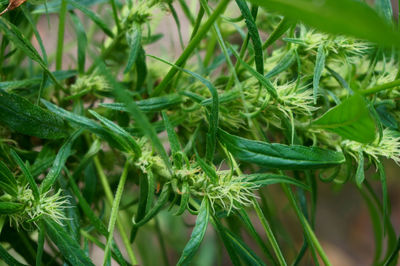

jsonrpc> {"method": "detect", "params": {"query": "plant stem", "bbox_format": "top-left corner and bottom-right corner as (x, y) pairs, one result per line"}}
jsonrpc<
(152, 0), (230, 96)
(36, 222), (45, 266)
(252, 198), (287, 266)
(110, 0), (121, 33)
(56, 0), (68, 70)
(94, 156), (138, 265)
(360, 79), (400, 96)
(282, 184), (331, 266)
(155, 217), (170, 266)
(103, 160), (130, 265)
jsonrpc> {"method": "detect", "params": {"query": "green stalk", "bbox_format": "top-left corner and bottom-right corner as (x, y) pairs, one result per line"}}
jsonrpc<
(56, 0), (68, 70)
(252, 198), (287, 266)
(103, 160), (130, 266)
(282, 184), (331, 266)
(360, 79), (400, 96)
(36, 222), (45, 266)
(94, 156), (138, 265)
(152, 0), (230, 96)
(110, 0), (121, 33)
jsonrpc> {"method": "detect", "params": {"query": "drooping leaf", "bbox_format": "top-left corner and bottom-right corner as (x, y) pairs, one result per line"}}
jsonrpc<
(40, 129), (82, 194)
(0, 91), (68, 139)
(313, 94), (377, 143)
(247, 0), (400, 47)
(218, 129), (345, 169)
(235, 0), (264, 75)
(44, 218), (95, 266)
(177, 198), (210, 266)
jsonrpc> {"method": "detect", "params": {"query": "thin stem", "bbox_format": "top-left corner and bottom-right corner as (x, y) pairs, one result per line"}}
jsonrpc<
(252, 198), (287, 266)
(360, 78), (400, 96)
(282, 184), (331, 266)
(56, 0), (68, 70)
(155, 217), (170, 266)
(110, 0), (121, 33)
(152, 0), (230, 96)
(36, 222), (45, 266)
(94, 156), (138, 265)
(103, 160), (130, 266)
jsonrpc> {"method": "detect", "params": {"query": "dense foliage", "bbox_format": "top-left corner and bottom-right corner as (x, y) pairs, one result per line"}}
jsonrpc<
(0, 0), (399, 265)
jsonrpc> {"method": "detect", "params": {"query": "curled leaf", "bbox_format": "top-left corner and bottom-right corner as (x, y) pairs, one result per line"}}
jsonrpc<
(0, 0), (27, 16)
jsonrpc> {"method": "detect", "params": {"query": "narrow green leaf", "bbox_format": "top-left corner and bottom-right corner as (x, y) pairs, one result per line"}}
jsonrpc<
(235, 0), (264, 74)
(124, 23), (142, 73)
(10, 150), (40, 201)
(228, 44), (278, 98)
(0, 18), (61, 87)
(100, 94), (182, 113)
(174, 182), (190, 216)
(0, 161), (17, 196)
(219, 129), (345, 169)
(263, 17), (292, 49)
(213, 219), (266, 266)
(355, 150), (365, 187)
(97, 62), (173, 173)
(89, 110), (141, 158)
(0, 244), (26, 266)
(0, 91), (68, 139)
(375, 0), (393, 23)
(245, 173), (310, 190)
(265, 50), (295, 78)
(40, 129), (82, 193)
(0, 202), (24, 215)
(248, 0), (400, 47)
(313, 44), (325, 104)
(162, 111), (182, 168)
(42, 100), (132, 152)
(177, 198), (210, 266)
(132, 184), (171, 228)
(67, 0), (114, 37)
(147, 54), (219, 162)
(44, 218), (95, 266)
(70, 11), (87, 74)
(313, 94), (377, 143)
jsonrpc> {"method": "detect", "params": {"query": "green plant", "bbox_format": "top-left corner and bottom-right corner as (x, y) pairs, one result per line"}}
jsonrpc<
(0, 0), (399, 265)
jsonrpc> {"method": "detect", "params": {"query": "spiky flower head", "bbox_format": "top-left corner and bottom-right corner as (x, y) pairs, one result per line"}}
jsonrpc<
(342, 128), (400, 165)
(8, 186), (69, 229)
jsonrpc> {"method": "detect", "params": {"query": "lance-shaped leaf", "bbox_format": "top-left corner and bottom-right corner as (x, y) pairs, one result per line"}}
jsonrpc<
(218, 129), (345, 169)
(44, 218), (95, 266)
(313, 94), (377, 143)
(247, 0), (400, 47)
(0, 91), (68, 139)
(177, 198), (210, 266)
(0, 202), (24, 215)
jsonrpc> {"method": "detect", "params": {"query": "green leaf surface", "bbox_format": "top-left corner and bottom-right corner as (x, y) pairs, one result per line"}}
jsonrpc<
(235, 0), (264, 75)
(40, 129), (82, 194)
(0, 202), (24, 215)
(44, 218), (95, 266)
(245, 173), (310, 190)
(313, 94), (377, 143)
(219, 129), (345, 169)
(177, 198), (210, 266)
(100, 94), (182, 113)
(0, 161), (17, 196)
(313, 44), (325, 104)
(0, 91), (68, 139)
(248, 0), (400, 47)
(124, 23), (142, 73)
